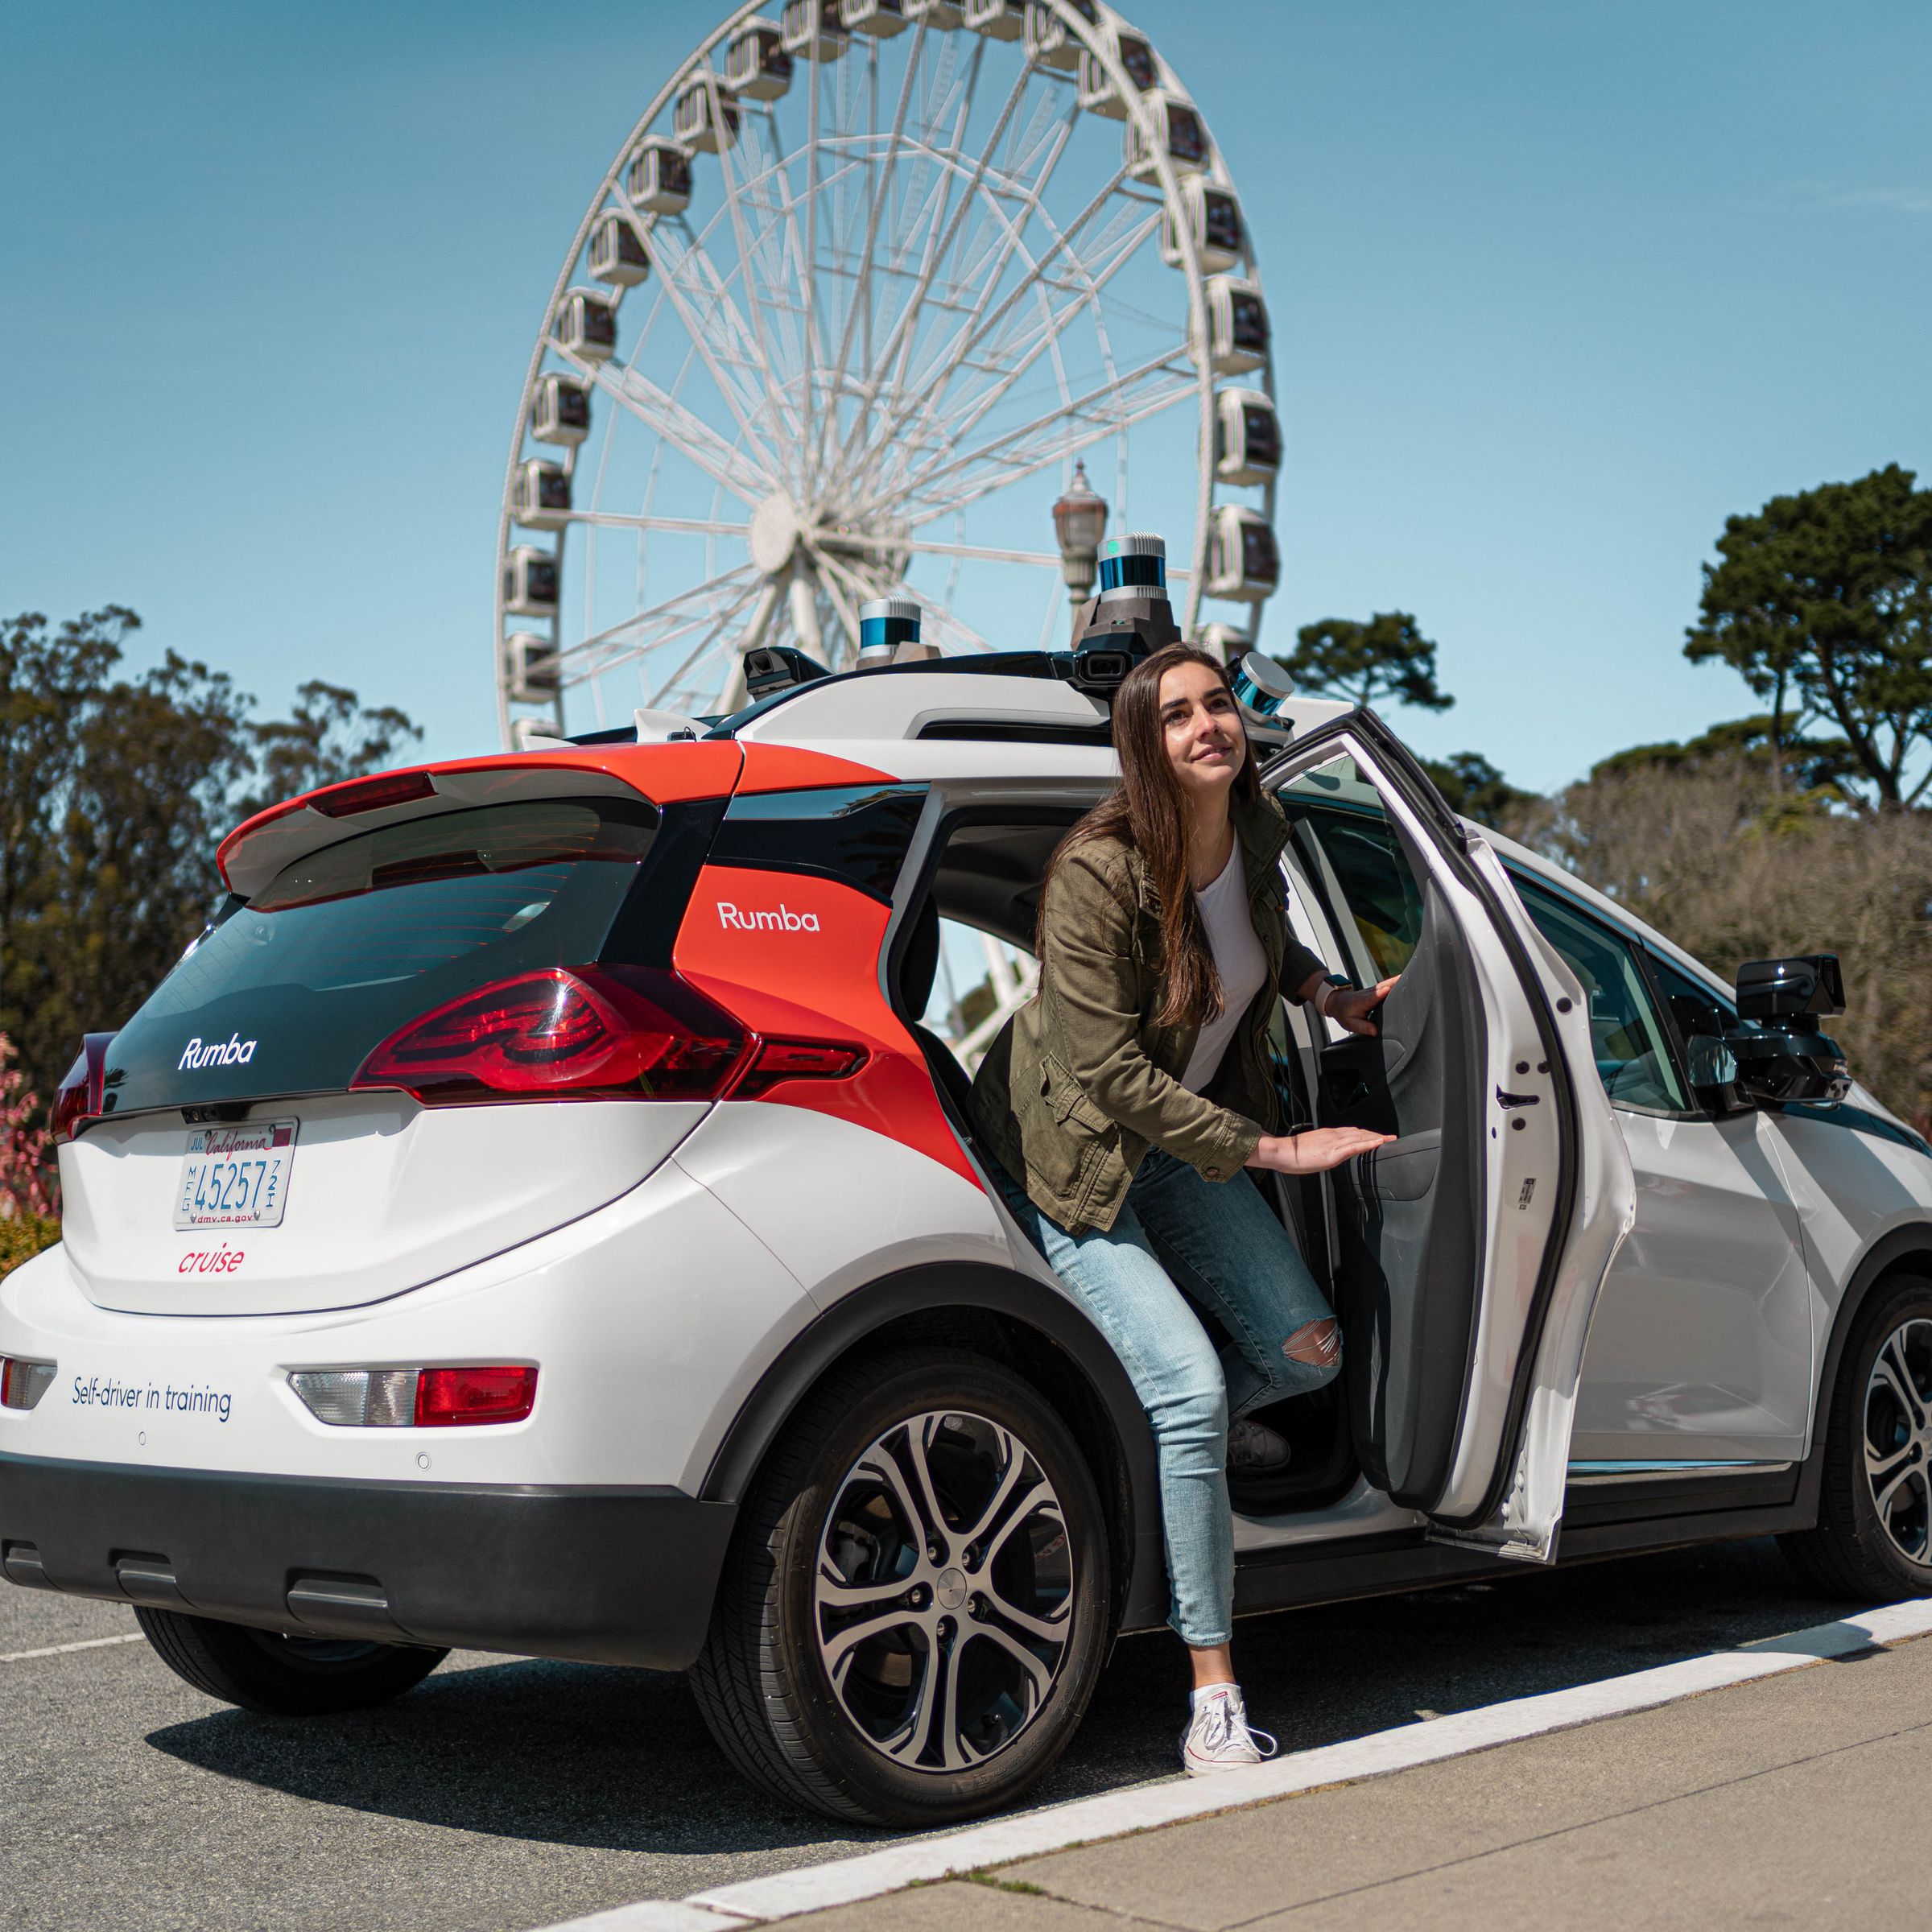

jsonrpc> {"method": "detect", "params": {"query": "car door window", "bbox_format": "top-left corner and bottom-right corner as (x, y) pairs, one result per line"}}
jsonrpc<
(1279, 754), (1427, 982)
(1512, 878), (1689, 1113)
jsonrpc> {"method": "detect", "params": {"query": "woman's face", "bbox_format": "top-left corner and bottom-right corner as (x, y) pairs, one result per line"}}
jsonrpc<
(1158, 660), (1247, 807)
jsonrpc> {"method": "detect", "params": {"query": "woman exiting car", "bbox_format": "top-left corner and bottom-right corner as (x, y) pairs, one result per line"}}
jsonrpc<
(970, 644), (1395, 1776)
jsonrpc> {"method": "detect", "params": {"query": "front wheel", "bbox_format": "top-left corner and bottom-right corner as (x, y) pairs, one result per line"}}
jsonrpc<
(135, 1607), (448, 1715)
(1782, 1273), (1932, 1601)
(691, 1348), (1113, 1826)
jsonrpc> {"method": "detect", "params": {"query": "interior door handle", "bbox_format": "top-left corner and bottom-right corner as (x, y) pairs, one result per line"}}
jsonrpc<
(1495, 1088), (1541, 1108)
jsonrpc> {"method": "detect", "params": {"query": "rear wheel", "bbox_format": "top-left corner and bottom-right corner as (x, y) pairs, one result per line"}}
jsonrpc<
(691, 1348), (1112, 1826)
(135, 1607), (447, 1715)
(1781, 1273), (1932, 1601)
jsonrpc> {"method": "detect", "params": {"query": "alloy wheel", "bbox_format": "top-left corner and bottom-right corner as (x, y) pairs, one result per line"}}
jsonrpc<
(814, 1409), (1073, 1775)
(1864, 1315), (1932, 1564)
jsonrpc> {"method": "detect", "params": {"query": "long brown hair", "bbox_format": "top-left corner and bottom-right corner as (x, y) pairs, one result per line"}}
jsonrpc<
(1040, 644), (1257, 1029)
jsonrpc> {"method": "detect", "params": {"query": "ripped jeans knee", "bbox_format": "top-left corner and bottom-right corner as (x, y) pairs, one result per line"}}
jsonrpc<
(1275, 1315), (1343, 1393)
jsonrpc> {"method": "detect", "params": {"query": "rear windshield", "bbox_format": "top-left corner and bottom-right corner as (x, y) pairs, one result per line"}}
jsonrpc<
(103, 799), (663, 1116)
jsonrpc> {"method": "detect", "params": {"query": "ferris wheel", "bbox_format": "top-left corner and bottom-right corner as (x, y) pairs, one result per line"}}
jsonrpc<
(495, 0), (1282, 745)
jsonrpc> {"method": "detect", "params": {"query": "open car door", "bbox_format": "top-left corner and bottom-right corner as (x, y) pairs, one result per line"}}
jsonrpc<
(1263, 712), (1635, 1562)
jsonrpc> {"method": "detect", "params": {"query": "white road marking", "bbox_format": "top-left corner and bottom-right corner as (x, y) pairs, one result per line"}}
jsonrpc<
(536, 1596), (1932, 1931)
(0, 1631), (146, 1665)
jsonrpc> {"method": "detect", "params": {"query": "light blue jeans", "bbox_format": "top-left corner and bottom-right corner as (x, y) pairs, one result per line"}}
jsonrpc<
(992, 1149), (1341, 1648)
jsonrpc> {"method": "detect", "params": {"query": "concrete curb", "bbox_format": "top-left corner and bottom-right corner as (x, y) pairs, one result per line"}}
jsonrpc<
(539, 1597), (1932, 1930)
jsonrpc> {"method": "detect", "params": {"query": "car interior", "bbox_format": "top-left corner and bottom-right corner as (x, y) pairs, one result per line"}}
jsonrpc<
(885, 778), (1490, 1522)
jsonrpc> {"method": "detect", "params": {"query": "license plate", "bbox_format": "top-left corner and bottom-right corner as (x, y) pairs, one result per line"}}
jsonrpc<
(174, 1119), (297, 1230)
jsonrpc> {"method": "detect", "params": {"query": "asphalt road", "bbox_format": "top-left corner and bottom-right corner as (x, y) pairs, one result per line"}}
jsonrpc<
(0, 1538), (1867, 1932)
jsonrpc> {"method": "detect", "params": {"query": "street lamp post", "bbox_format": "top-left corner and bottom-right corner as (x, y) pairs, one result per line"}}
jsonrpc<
(1051, 460), (1108, 631)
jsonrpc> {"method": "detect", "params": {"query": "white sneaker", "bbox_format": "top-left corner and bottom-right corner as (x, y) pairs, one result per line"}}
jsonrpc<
(1227, 1418), (1291, 1474)
(1180, 1684), (1278, 1776)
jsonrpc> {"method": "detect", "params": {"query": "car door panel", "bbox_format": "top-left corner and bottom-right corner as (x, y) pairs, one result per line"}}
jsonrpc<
(1572, 1110), (1811, 1461)
(1266, 723), (1634, 1560)
(1506, 923), (1820, 1467)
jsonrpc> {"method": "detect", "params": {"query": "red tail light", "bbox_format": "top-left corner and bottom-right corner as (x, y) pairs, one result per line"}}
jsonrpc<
(415, 1365), (537, 1426)
(51, 1033), (116, 1144)
(352, 966), (750, 1103)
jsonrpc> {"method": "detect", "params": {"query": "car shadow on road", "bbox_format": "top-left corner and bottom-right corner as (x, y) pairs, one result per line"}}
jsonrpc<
(145, 1656), (870, 1856)
(142, 1538), (1864, 1856)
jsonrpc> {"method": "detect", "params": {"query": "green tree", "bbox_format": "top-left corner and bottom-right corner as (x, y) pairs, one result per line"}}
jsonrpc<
(0, 609), (419, 1127)
(1590, 715), (1860, 802)
(0, 609), (253, 1114)
(1685, 464), (1932, 808)
(1420, 750), (1533, 826)
(1280, 611), (1454, 713)
(242, 679), (422, 820)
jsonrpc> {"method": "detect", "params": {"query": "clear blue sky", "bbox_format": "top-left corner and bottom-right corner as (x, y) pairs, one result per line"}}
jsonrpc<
(6, 2), (1927, 793)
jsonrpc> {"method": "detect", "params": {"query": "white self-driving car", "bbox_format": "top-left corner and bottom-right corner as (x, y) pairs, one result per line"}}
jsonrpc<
(5, 642), (1930, 1827)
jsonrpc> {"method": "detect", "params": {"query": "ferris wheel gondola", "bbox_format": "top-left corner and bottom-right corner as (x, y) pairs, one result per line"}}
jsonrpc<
(495, 0), (1282, 744)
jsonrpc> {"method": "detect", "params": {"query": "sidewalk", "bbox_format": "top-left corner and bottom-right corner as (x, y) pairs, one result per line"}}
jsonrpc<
(786, 1628), (1932, 1931)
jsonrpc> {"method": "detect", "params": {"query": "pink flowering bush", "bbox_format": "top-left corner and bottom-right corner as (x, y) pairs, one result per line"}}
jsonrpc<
(0, 1034), (60, 1278)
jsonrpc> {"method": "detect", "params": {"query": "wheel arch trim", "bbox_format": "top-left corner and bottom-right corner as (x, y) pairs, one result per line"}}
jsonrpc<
(696, 1261), (1166, 1632)
(1799, 1221), (1932, 1516)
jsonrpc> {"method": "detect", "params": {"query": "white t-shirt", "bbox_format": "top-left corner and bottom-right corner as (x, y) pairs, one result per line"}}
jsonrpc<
(1179, 841), (1269, 1093)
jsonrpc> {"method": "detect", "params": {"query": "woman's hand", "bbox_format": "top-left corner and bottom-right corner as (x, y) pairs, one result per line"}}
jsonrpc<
(1329, 977), (1399, 1037)
(1247, 1126), (1396, 1175)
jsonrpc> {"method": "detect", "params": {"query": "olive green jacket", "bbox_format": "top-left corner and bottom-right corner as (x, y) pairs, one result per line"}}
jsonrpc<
(968, 791), (1327, 1234)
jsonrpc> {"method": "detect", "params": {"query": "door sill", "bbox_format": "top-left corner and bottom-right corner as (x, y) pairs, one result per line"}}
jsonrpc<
(1567, 1459), (1792, 1478)
(1563, 1459), (1799, 1529)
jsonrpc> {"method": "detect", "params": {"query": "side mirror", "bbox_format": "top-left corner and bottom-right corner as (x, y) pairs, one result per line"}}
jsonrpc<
(1682, 1034), (1738, 1089)
(1726, 954), (1850, 1105)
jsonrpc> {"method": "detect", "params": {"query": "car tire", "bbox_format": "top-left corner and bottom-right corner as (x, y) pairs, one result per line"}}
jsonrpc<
(134, 1607), (448, 1715)
(691, 1347), (1113, 1826)
(1781, 1271), (1932, 1602)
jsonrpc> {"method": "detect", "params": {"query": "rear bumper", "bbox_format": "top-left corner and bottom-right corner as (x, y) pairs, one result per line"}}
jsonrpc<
(0, 1451), (735, 1670)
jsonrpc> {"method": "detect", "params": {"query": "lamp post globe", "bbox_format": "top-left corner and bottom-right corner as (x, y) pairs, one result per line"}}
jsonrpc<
(1052, 459), (1109, 615)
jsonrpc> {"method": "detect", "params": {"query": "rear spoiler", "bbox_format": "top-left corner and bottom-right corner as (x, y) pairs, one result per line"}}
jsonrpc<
(213, 738), (894, 898)
(215, 746), (741, 897)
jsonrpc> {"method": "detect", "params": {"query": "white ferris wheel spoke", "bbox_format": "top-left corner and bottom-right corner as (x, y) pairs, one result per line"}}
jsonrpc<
(825, 553), (997, 657)
(623, 196), (786, 481)
(809, 543), (996, 661)
(821, 42), (994, 473)
(708, 85), (812, 452)
(909, 183), (1155, 436)
(886, 250), (1175, 505)
(809, 24), (930, 489)
(828, 529), (1062, 571)
(556, 509), (752, 539)
(861, 164), (1147, 483)
(871, 323), (1189, 523)
(576, 353), (770, 506)
(650, 573), (774, 704)
(736, 109), (824, 472)
(890, 366), (1197, 531)
(861, 47), (993, 438)
(562, 564), (758, 675)
(577, 588), (761, 691)
(832, 106), (1084, 489)
(808, 547), (869, 662)
(942, 87), (1072, 304)
(843, 49), (1031, 465)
